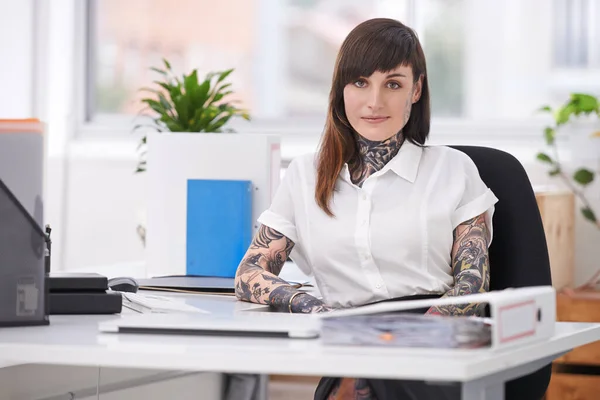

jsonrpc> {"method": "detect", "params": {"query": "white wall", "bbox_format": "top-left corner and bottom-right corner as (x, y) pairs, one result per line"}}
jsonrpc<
(0, 0), (34, 118)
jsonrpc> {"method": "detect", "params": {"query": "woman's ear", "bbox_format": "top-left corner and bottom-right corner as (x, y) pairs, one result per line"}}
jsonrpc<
(412, 75), (423, 104)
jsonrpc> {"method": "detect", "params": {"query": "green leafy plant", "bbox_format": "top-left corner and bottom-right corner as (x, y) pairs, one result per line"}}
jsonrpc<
(133, 58), (250, 172)
(537, 93), (600, 228)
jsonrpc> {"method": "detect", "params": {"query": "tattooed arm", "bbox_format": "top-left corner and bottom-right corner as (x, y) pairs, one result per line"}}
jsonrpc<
(234, 224), (331, 313)
(426, 213), (491, 316)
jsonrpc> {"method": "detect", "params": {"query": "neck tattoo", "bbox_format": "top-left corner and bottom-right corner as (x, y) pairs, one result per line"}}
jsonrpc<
(349, 130), (404, 187)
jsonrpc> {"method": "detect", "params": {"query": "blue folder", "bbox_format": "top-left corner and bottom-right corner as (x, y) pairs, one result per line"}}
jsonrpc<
(186, 179), (253, 278)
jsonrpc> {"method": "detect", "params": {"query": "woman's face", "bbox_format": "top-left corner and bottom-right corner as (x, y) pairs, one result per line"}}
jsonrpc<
(343, 64), (422, 142)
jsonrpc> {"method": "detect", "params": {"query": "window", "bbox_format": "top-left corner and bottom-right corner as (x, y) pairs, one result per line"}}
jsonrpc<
(88, 0), (468, 123)
(87, 0), (598, 128)
(90, 0), (257, 118)
(553, 0), (600, 68)
(417, 0), (465, 117)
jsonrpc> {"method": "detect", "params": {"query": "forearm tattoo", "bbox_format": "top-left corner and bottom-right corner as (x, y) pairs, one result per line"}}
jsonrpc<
(328, 378), (375, 400)
(268, 286), (331, 313)
(249, 225), (294, 275)
(235, 225), (328, 312)
(427, 214), (490, 316)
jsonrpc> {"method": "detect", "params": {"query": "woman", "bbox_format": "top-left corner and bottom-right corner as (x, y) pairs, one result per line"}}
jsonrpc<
(234, 18), (497, 400)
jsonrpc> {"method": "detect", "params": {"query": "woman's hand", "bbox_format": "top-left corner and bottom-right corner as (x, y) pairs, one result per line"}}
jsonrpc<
(290, 292), (333, 314)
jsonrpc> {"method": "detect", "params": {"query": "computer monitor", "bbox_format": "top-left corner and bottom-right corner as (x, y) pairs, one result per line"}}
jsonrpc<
(0, 179), (48, 326)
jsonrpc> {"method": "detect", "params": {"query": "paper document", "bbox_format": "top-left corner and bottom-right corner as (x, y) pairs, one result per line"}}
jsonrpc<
(321, 313), (491, 349)
(121, 292), (209, 314)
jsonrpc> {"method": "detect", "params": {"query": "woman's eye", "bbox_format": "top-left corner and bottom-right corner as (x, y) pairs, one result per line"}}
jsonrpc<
(387, 81), (401, 89)
(353, 80), (367, 88)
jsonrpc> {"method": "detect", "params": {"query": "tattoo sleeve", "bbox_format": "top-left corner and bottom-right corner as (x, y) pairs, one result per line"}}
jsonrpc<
(426, 213), (491, 316)
(327, 378), (375, 400)
(234, 224), (331, 313)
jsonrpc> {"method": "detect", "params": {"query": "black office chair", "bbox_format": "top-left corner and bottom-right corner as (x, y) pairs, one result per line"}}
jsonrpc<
(451, 145), (553, 400)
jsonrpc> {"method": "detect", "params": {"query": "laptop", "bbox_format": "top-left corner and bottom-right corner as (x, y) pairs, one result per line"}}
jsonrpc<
(98, 311), (321, 339)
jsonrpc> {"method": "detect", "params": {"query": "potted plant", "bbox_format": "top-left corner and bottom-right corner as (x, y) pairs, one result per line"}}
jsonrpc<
(134, 59), (281, 278)
(132, 59), (251, 245)
(536, 93), (600, 228)
(133, 58), (250, 173)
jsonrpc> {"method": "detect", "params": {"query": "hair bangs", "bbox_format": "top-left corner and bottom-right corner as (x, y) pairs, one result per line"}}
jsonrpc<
(338, 28), (417, 86)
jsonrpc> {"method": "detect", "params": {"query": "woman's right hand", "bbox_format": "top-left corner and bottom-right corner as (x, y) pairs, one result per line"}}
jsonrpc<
(290, 292), (333, 314)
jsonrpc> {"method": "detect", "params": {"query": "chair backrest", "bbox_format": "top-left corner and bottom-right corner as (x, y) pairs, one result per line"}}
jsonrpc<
(450, 145), (552, 400)
(450, 145), (552, 289)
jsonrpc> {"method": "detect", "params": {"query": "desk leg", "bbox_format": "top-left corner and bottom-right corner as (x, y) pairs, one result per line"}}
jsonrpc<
(461, 353), (565, 400)
(256, 374), (269, 400)
(461, 381), (503, 400)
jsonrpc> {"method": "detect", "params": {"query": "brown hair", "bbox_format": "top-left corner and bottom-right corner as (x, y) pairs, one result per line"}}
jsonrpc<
(315, 18), (431, 217)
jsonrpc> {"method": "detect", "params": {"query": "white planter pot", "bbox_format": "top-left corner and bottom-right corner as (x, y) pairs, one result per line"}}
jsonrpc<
(145, 133), (281, 278)
(565, 118), (600, 167)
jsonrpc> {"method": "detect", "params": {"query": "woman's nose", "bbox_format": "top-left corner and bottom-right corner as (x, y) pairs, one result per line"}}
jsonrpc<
(367, 87), (384, 111)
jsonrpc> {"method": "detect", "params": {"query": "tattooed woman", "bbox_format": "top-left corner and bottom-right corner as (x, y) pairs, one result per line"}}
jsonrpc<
(234, 18), (497, 400)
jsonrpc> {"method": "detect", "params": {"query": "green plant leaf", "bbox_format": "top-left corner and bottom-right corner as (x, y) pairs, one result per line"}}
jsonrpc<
(538, 105), (552, 113)
(157, 93), (173, 112)
(165, 120), (185, 132)
(549, 168), (561, 176)
(581, 207), (598, 223)
(136, 63), (248, 136)
(137, 136), (147, 150)
(135, 160), (147, 174)
(206, 114), (232, 132)
(154, 81), (177, 95)
(190, 108), (205, 131)
(555, 103), (576, 125)
(172, 94), (191, 129)
(150, 67), (167, 76)
(536, 152), (553, 163)
(142, 99), (168, 115)
(573, 168), (594, 185)
(138, 87), (162, 95)
(197, 106), (221, 131)
(544, 127), (555, 145)
(216, 69), (234, 84)
(191, 80), (211, 111)
(183, 70), (198, 95)
(571, 93), (599, 113)
(133, 124), (162, 133)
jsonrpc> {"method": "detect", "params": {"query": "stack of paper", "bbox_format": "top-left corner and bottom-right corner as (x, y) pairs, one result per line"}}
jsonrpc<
(121, 292), (209, 314)
(320, 313), (492, 349)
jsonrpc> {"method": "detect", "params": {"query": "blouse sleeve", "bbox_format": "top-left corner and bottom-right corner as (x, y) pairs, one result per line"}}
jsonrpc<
(451, 153), (499, 245)
(256, 158), (299, 243)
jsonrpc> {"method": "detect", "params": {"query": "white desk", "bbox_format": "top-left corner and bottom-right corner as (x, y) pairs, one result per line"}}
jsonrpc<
(1, 293), (600, 400)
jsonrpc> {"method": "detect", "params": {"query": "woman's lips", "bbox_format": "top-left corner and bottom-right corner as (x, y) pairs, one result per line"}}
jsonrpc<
(361, 117), (390, 124)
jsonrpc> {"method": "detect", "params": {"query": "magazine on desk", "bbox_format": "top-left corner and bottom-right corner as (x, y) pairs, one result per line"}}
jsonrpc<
(317, 286), (556, 351)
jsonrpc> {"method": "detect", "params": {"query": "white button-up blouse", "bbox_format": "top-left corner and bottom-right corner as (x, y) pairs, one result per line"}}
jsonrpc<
(257, 141), (499, 309)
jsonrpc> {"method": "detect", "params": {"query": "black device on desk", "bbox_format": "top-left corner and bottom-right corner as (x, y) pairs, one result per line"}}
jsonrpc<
(135, 275), (236, 294)
(0, 179), (49, 326)
(47, 272), (122, 314)
(108, 276), (139, 293)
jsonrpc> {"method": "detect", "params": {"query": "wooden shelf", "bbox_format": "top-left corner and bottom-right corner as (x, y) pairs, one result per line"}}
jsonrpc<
(545, 290), (600, 399)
